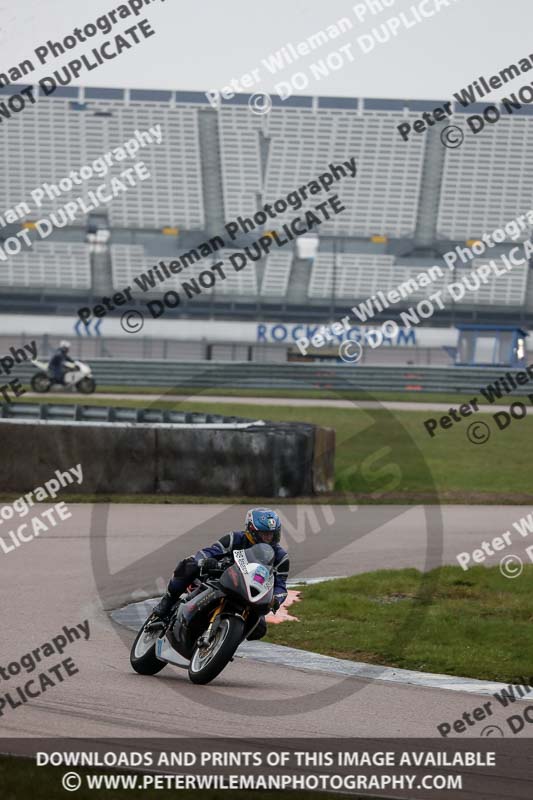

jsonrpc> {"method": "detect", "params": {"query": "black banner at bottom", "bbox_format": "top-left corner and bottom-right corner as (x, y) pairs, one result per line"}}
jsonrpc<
(1, 737), (532, 799)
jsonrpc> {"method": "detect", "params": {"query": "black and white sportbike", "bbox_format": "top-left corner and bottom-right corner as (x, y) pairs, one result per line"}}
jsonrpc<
(130, 544), (276, 684)
(30, 358), (96, 394)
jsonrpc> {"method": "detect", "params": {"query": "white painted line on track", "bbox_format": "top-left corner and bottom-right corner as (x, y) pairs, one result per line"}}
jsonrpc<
(237, 642), (531, 701)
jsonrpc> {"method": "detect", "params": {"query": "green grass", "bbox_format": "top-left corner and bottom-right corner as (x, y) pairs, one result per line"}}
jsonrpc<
(0, 492), (359, 505)
(25, 383), (533, 405)
(92, 385), (487, 404)
(266, 566), (533, 683)
(8, 393), (533, 503)
(0, 758), (376, 800)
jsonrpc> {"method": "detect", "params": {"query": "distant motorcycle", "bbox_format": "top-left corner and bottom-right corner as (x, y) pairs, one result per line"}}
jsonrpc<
(30, 358), (96, 395)
(130, 544), (276, 685)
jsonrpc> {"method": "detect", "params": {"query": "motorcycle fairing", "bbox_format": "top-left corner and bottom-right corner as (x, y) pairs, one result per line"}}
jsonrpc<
(231, 547), (275, 604)
(171, 585), (224, 658)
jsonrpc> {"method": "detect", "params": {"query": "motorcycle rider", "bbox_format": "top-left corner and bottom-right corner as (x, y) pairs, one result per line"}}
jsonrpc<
(152, 508), (289, 640)
(48, 340), (75, 384)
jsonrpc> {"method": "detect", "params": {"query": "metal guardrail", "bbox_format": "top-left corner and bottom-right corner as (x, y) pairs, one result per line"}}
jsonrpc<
(10, 359), (530, 396)
(0, 403), (258, 424)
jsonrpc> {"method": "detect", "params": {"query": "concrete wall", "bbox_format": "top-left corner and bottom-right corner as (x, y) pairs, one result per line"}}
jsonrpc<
(0, 419), (335, 497)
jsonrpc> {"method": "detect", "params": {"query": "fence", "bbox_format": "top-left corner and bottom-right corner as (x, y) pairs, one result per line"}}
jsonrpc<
(9, 359), (533, 396)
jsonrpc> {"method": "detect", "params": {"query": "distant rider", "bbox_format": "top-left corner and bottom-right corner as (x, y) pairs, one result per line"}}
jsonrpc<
(48, 340), (75, 384)
(152, 508), (290, 640)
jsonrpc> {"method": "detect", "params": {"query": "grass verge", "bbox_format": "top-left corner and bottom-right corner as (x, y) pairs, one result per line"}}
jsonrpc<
(266, 565), (533, 683)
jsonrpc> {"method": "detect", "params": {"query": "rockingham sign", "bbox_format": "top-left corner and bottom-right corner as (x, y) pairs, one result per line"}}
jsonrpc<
(258, 321), (428, 348)
(0, 313), (458, 350)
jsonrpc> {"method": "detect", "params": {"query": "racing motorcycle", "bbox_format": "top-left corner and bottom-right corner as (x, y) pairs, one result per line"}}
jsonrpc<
(30, 358), (96, 394)
(130, 544), (276, 684)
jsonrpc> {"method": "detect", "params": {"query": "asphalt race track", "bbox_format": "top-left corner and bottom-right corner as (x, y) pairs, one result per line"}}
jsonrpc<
(2, 503), (531, 740)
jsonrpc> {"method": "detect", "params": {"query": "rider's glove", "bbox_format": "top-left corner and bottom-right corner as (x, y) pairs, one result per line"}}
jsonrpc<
(199, 557), (219, 573)
(270, 597), (281, 613)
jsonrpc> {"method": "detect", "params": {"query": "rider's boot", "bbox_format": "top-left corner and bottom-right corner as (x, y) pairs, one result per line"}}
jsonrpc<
(151, 591), (178, 622)
(246, 616), (268, 641)
(152, 570), (194, 622)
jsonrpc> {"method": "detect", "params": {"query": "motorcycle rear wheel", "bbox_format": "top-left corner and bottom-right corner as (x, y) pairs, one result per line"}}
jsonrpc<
(77, 377), (96, 394)
(31, 372), (51, 393)
(188, 616), (244, 685)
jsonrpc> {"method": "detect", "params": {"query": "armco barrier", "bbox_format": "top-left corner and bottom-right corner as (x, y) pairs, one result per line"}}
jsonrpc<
(0, 406), (335, 497)
(12, 359), (533, 395)
(0, 404), (257, 424)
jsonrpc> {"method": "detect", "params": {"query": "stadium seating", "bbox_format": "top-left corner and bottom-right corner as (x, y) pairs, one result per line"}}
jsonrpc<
(111, 244), (153, 291)
(218, 116), (263, 222)
(0, 241), (90, 289)
(111, 245), (258, 296)
(0, 99), (86, 225)
(453, 258), (529, 306)
(0, 91), (205, 230)
(216, 104), (426, 237)
(308, 253), (449, 300)
(268, 111), (425, 237)
(2, 85), (532, 319)
(86, 98), (205, 229)
(178, 249), (259, 296)
(8, 95), (417, 237)
(214, 250), (258, 295)
(260, 251), (293, 296)
(437, 116), (533, 240)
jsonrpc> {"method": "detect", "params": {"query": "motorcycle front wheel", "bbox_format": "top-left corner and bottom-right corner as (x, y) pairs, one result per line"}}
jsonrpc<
(188, 616), (244, 685)
(77, 377), (96, 394)
(30, 372), (52, 392)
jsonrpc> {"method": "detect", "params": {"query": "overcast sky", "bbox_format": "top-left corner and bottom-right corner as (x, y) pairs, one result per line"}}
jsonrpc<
(1, 0), (532, 103)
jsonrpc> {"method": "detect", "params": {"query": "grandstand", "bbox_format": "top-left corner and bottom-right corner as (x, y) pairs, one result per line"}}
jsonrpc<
(0, 241), (91, 290)
(0, 84), (532, 337)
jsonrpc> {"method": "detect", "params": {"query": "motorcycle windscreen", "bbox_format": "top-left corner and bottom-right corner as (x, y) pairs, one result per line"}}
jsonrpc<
(244, 543), (275, 566)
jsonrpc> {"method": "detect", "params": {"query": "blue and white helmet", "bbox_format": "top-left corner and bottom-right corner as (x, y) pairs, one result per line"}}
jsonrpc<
(245, 508), (281, 545)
